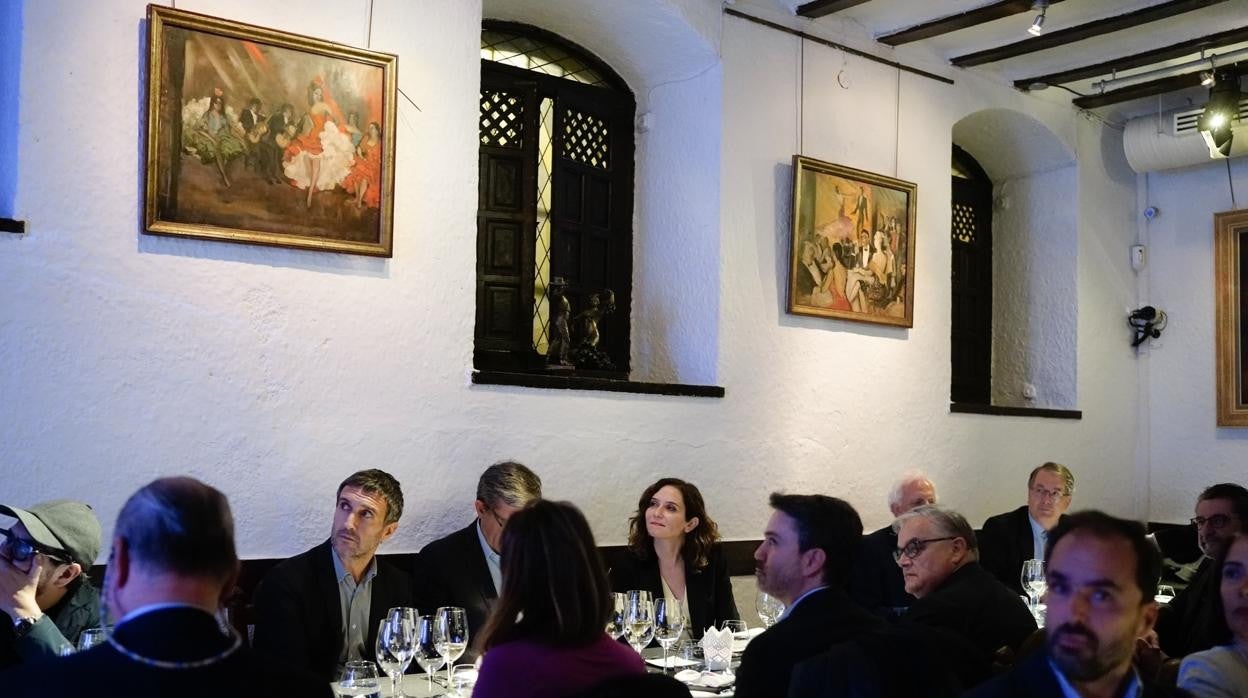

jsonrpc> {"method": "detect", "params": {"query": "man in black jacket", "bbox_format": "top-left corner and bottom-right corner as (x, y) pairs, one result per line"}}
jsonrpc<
(253, 469), (412, 683)
(979, 461), (1075, 594)
(412, 461), (541, 640)
(735, 493), (883, 698)
(849, 470), (936, 616)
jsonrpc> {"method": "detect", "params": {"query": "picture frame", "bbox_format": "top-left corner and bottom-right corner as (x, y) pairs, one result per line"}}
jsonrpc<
(1214, 209), (1248, 426)
(788, 155), (917, 327)
(144, 5), (398, 257)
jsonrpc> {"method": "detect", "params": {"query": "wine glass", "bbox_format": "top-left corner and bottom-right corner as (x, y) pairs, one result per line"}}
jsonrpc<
(722, 619), (748, 652)
(435, 607), (469, 686)
(653, 598), (685, 672)
(336, 659), (380, 697)
(624, 590), (654, 654)
(376, 608), (417, 697)
(413, 614), (445, 693)
(755, 591), (785, 629)
(605, 592), (627, 640)
(77, 627), (106, 651)
(1021, 559), (1046, 607)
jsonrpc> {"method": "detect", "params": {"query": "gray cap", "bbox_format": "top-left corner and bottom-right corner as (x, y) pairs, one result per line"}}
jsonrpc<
(0, 500), (102, 569)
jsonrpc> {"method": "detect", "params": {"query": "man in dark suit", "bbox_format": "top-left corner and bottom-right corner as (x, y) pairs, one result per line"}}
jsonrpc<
(253, 469), (412, 683)
(849, 470), (936, 616)
(1155, 482), (1248, 657)
(1, 477), (329, 696)
(412, 461), (541, 640)
(968, 511), (1191, 698)
(979, 461), (1075, 594)
(735, 493), (884, 698)
(259, 103), (293, 184)
(895, 505), (1036, 662)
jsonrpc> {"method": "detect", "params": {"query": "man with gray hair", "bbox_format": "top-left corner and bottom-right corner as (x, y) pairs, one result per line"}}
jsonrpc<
(894, 505), (1036, 662)
(849, 470), (936, 615)
(413, 461), (542, 640)
(3, 477), (328, 695)
(979, 461), (1075, 595)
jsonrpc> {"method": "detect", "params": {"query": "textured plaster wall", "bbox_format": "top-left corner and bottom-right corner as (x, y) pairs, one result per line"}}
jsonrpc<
(2, 0), (1143, 562)
(1141, 159), (1248, 524)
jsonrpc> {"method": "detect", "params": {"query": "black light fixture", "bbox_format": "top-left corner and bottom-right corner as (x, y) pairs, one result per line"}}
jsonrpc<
(1198, 72), (1242, 158)
(1028, 0), (1049, 36)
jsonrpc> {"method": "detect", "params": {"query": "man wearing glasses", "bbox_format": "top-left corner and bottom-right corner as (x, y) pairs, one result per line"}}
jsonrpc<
(0, 499), (101, 665)
(894, 505), (1036, 662)
(979, 462), (1075, 594)
(412, 461), (541, 640)
(1156, 482), (1248, 658)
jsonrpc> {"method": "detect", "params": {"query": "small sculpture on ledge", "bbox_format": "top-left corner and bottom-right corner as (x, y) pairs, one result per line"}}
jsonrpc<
(571, 289), (616, 371)
(545, 277), (574, 370)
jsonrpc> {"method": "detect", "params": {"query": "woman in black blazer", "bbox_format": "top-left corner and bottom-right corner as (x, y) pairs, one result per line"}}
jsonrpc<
(609, 478), (739, 638)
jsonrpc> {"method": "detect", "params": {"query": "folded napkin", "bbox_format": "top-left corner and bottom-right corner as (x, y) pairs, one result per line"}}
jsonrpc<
(673, 670), (734, 688)
(644, 655), (700, 669)
(700, 627), (733, 671)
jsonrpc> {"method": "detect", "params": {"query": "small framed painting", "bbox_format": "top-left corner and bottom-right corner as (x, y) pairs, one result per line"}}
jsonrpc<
(1215, 209), (1248, 426)
(788, 155), (917, 327)
(144, 5), (398, 256)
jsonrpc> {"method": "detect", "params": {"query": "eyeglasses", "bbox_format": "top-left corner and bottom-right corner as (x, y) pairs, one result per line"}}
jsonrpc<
(893, 536), (958, 562)
(1191, 514), (1237, 530)
(0, 528), (69, 565)
(1029, 486), (1068, 502)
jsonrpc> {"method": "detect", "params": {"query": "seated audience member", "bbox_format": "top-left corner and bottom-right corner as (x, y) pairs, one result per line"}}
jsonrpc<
(1158, 483), (1248, 658)
(0, 499), (101, 664)
(849, 470), (936, 615)
(967, 511), (1185, 698)
(979, 461), (1075, 594)
(2, 477), (329, 696)
(253, 469), (412, 683)
(1178, 531), (1248, 697)
(413, 461), (542, 640)
(609, 478), (738, 638)
(734, 493), (884, 698)
(472, 500), (644, 698)
(894, 505), (1036, 660)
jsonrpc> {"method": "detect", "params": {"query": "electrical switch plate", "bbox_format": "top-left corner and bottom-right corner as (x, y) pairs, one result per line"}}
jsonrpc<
(1022, 383), (1037, 400)
(1131, 245), (1146, 272)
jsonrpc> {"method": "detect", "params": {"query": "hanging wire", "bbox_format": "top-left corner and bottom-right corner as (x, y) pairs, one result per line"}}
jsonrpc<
(1229, 158), (1239, 209)
(366, 0), (374, 49)
(798, 36), (805, 155)
(894, 68), (901, 177)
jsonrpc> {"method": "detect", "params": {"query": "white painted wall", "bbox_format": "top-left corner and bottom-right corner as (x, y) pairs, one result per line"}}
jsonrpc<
(2, 0), (1145, 563)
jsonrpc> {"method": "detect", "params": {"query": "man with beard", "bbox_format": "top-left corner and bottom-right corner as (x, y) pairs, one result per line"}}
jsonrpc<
(1156, 483), (1248, 657)
(253, 470), (412, 683)
(734, 493), (883, 698)
(968, 510), (1191, 697)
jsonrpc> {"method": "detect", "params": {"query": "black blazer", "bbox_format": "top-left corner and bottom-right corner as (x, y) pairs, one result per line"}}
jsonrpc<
(965, 646), (1193, 698)
(848, 525), (914, 616)
(411, 521), (498, 642)
(608, 544), (739, 638)
(734, 586), (885, 698)
(1, 606), (330, 697)
(252, 539), (414, 683)
(979, 505), (1064, 595)
(902, 561), (1036, 661)
(1156, 556), (1221, 657)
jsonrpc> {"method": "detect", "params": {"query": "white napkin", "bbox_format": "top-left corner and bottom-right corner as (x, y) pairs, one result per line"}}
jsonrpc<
(700, 627), (733, 671)
(644, 655), (699, 669)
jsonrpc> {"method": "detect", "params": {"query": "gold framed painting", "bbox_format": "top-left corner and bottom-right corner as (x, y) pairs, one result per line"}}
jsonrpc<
(144, 5), (398, 256)
(1215, 209), (1248, 426)
(788, 155), (918, 327)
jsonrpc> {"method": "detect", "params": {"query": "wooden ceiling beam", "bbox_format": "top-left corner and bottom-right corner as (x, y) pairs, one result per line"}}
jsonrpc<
(878, 0), (1065, 47)
(1014, 25), (1248, 90)
(796, 0), (873, 18)
(951, 0), (1228, 68)
(1071, 62), (1243, 109)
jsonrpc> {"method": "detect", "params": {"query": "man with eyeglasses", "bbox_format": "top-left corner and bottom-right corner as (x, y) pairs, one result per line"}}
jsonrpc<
(894, 505), (1036, 663)
(849, 470), (937, 616)
(1155, 482), (1248, 658)
(412, 461), (541, 642)
(979, 462), (1075, 595)
(0, 499), (101, 666)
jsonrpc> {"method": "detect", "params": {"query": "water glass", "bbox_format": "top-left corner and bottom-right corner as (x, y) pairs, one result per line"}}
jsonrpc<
(451, 663), (478, 697)
(336, 659), (380, 697)
(653, 598), (685, 672)
(77, 627), (106, 651)
(435, 607), (469, 686)
(413, 614), (445, 693)
(1021, 559), (1046, 606)
(376, 608), (416, 697)
(755, 591), (784, 629)
(605, 592), (627, 640)
(1155, 584), (1176, 604)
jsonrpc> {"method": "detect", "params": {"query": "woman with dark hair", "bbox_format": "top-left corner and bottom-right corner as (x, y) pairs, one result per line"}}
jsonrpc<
(1178, 531), (1248, 696)
(473, 500), (644, 698)
(609, 478), (738, 639)
(185, 91), (245, 188)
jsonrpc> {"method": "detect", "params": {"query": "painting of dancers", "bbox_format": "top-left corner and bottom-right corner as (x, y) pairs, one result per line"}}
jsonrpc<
(144, 5), (397, 256)
(787, 155), (917, 327)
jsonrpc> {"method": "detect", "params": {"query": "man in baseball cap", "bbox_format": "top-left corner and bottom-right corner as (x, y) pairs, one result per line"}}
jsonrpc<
(0, 499), (102, 666)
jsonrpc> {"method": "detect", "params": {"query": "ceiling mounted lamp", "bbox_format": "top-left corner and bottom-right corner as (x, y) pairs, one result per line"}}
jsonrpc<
(1028, 0), (1050, 37)
(1197, 72), (1243, 158)
(1200, 70), (1216, 87)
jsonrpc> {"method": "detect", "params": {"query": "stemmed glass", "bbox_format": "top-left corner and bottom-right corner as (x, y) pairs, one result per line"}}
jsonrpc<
(653, 598), (685, 672)
(336, 659), (380, 697)
(755, 591), (785, 629)
(605, 592), (627, 641)
(435, 607), (469, 686)
(413, 614), (445, 693)
(722, 619), (748, 651)
(1021, 559), (1047, 607)
(623, 590), (654, 655)
(376, 607), (417, 697)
